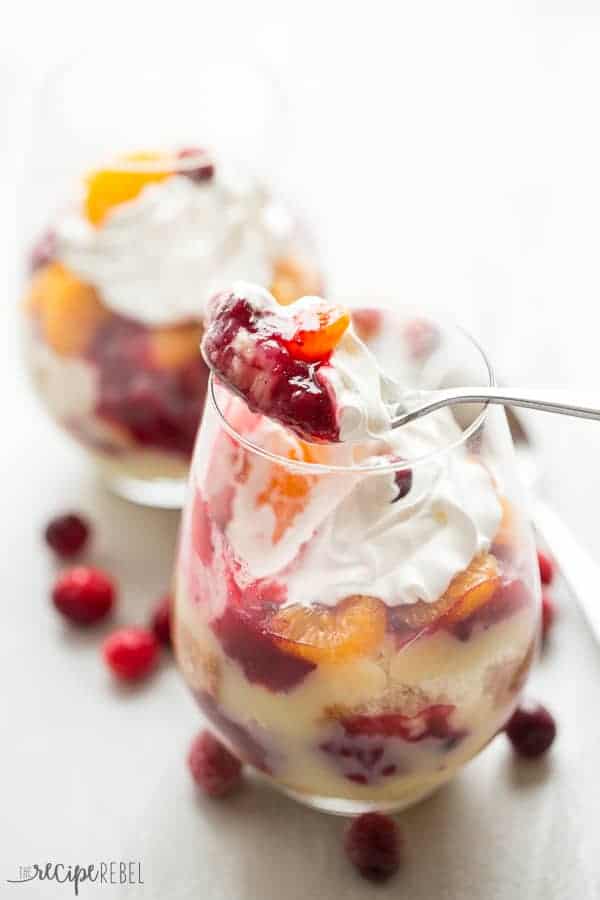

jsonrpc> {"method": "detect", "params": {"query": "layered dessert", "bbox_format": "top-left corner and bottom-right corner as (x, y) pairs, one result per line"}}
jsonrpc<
(23, 150), (320, 500)
(175, 289), (540, 812)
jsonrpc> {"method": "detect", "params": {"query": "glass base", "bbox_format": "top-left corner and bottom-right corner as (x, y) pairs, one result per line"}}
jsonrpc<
(101, 472), (187, 508)
(266, 776), (445, 817)
(94, 452), (189, 508)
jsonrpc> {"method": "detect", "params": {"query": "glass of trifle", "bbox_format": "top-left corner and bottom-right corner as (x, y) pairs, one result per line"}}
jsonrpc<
(174, 285), (541, 814)
(22, 149), (321, 506)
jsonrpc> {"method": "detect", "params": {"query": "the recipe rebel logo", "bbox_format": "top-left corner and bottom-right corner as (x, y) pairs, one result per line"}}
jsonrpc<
(6, 861), (144, 895)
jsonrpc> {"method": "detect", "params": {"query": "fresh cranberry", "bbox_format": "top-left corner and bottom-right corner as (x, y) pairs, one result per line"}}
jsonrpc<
(537, 551), (554, 585)
(187, 729), (242, 796)
(177, 147), (215, 182)
(505, 701), (556, 758)
(391, 467), (412, 502)
(195, 691), (275, 773)
(541, 593), (555, 640)
(103, 627), (159, 681)
(212, 604), (315, 693)
(30, 229), (56, 272)
(344, 813), (402, 883)
(52, 567), (114, 625)
(202, 290), (341, 443)
(151, 594), (172, 647)
(44, 513), (91, 558)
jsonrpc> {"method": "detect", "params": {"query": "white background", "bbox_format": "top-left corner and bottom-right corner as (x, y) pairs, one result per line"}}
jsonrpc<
(2, 2), (600, 898)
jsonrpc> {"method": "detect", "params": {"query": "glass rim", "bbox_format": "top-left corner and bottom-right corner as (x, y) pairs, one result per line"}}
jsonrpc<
(207, 321), (497, 475)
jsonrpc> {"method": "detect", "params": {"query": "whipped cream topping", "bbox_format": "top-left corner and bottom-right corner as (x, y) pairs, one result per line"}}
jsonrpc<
(56, 171), (287, 326)
(214, 400), (502, 608)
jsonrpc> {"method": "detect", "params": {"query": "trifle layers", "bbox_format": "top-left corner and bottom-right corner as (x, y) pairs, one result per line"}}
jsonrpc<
(175, 564), (537, 811)
(23, 151), (320, 499)
(175, 305), (540, 812)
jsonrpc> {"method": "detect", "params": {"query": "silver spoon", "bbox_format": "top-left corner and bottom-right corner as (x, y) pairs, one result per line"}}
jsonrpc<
(392, 386), (600, 429)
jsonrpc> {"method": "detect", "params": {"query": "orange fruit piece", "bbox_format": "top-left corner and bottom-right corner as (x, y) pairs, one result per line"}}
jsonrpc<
(257, 464), (315, 544)
(270, 595), (386, 664)
(270, 256), (322, 306)
(29, 262), (108, 356)
(25, 263), (54, 315)
(256, 439), (321, 543)
(282, 303), (351, 362)
(85, 152), (173, 225)
(443, 552), (501, 623)
(492, 496), (515, 549)
(149, 323), (203, 369)
(393, 553), (500, 630)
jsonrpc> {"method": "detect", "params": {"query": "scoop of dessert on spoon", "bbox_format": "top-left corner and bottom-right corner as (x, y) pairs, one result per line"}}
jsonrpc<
(390, 386), (600, 430)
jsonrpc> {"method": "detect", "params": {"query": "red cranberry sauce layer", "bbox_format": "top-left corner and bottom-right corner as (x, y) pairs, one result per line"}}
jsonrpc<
(88, 316), (207, 457)
(320, 705), (467, 785)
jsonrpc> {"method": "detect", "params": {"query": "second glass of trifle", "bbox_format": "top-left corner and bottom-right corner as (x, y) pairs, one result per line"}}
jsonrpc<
(174, 286), (541, 814)
(22, 149), (321, 506)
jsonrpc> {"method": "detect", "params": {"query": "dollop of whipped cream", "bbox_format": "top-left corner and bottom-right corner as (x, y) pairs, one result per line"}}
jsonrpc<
(222, 410), (501, 607)
(55, 171), (286, 326)
(320, 327), (398, 441)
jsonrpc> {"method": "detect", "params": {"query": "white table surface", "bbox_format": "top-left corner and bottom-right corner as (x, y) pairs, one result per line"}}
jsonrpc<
(2, 3), (600, 897)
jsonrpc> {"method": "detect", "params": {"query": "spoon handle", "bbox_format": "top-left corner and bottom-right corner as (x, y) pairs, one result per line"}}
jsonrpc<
(392, 387), (600, 428)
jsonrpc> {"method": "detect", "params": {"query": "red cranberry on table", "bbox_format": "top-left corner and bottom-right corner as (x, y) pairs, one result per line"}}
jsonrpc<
(537, 550), (554, 586)
(103, 627), (159, 682)
(344, 812), (403, 883)
(52, 566), (114, 625)
(44, 513), (91, 559)
(541, 592), (556, 640)
(151, 594), (172, 647)
(505, 702), (556, 758)
(187, 730), (243, 797)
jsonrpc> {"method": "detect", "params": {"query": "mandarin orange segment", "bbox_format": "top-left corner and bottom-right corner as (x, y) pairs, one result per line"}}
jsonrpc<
(25, 263), (56, 315)
(282, 304), (351, 362)
(393, 552), (500, 629)
(85, 152), (173, 225)
(493, 496), (515, 549)
(444, 553), (500, 623)
(257, 466), (315, 544)
(29, 262), (109, 356)
(270, 595), (386, 664)
(149, 323), (203, 369)
(270, 256), (321, 306)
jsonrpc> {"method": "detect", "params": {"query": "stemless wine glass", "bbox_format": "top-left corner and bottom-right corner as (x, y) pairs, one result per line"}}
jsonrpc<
(174, 306), (541, 814)
(19, 48), (322, 507)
